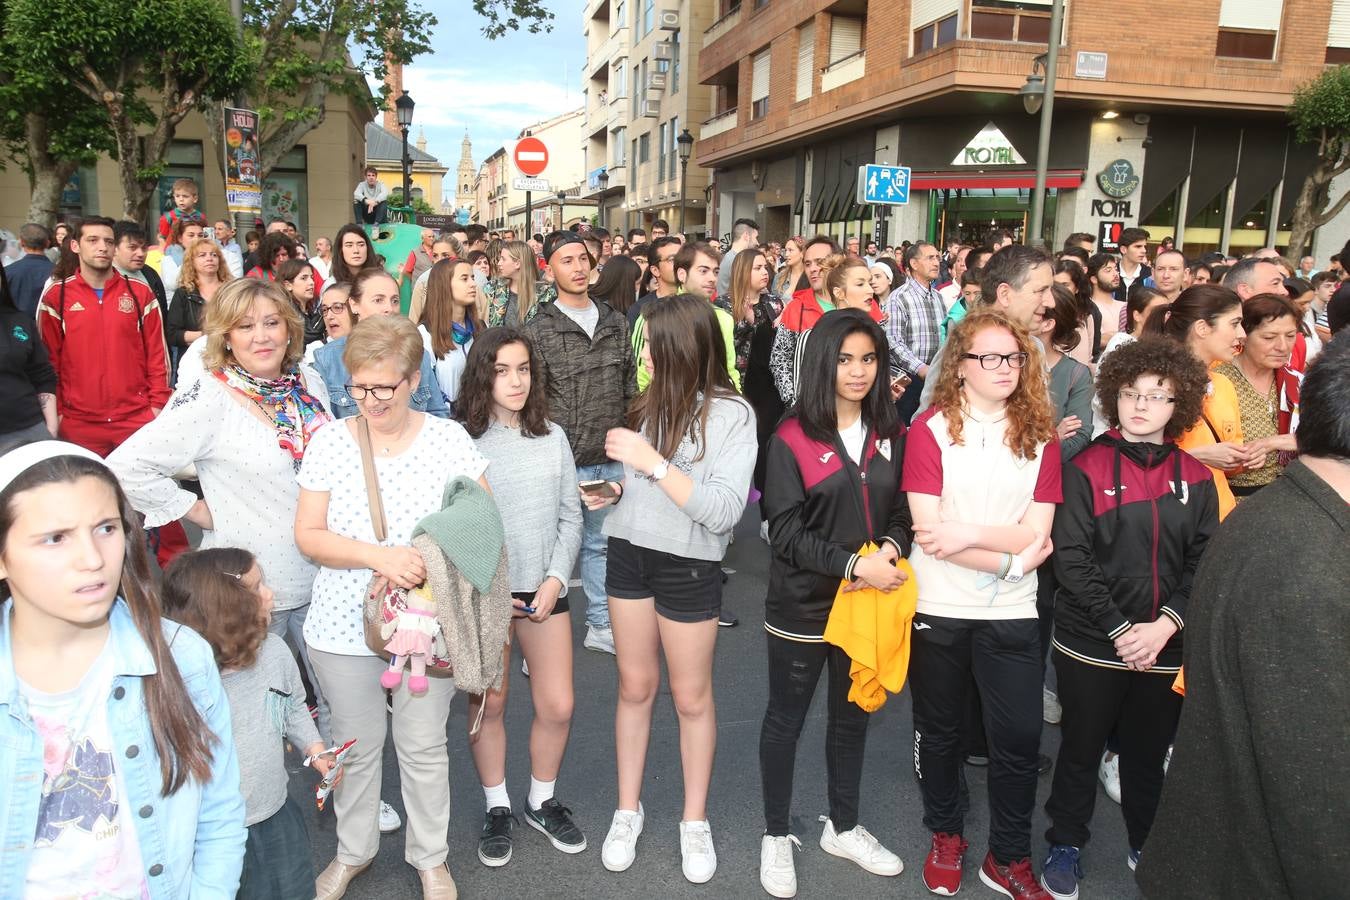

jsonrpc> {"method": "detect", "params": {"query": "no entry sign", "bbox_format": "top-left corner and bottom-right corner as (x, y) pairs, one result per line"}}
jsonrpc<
(514, 137), (549, 177)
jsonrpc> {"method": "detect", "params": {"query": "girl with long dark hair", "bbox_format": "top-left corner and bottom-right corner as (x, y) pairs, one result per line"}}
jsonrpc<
(420, 259), (483, 414)
(454, 328), (586, 867)
(758, 309), (912, 897)
(0, 445), (245, 895)
(590, 295), (757, 884)
(729, 247), (786, 541)
(591, 254), (643, 318)
(277, 257), (324, 346)
(329, 224), (383, 285)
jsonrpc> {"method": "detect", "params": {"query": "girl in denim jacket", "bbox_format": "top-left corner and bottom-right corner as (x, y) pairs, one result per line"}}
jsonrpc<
(0, 442), (245, 898)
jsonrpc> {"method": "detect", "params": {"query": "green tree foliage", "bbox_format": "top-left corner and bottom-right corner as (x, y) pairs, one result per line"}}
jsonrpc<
(1287, 65), (1350, 255)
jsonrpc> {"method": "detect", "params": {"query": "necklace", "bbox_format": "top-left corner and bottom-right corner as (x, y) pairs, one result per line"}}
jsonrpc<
(371, 416), (413, 454)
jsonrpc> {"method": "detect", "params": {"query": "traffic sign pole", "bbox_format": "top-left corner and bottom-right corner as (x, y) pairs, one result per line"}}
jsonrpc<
(525, 191), (531, 237)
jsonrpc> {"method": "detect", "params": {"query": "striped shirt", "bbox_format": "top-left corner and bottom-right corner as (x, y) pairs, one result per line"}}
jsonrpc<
(882, 277), (945, 377)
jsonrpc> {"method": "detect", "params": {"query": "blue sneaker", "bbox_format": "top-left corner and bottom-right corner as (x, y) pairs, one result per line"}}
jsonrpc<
(1128, 848), (1141, 871)
(1040, 844), (1083, 900)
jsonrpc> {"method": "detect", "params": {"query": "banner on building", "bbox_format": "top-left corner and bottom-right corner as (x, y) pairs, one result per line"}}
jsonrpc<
(223, 107), (262, 218)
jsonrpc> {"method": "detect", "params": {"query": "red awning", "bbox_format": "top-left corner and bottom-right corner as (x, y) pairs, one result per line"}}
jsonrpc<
(910, 170), (1084, 190)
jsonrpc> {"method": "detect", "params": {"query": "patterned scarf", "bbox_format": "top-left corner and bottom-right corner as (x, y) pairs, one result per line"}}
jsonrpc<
(213, 365), (331, 470)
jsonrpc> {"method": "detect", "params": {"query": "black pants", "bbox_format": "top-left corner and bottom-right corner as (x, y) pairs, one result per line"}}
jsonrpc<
(911, 614), (1043, 863)
(760, 634), (870, 836)
(353, 199), (387, 224)
(1044, 651), (1182, 852)
(895, 374), (926, 425)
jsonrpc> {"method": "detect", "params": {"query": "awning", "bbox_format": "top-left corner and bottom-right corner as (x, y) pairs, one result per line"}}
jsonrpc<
(909, 170), (1083, 190)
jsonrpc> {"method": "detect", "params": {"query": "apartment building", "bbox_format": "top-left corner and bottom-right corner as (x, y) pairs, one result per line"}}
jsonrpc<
(696, 0), (1350, 258)
(476, 109), (588, 235)
(580, 0), (718, 238)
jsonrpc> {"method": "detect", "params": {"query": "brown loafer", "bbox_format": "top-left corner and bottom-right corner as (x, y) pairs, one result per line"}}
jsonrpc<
(417, 863), (458, 900)
(314, 858), (371, 900)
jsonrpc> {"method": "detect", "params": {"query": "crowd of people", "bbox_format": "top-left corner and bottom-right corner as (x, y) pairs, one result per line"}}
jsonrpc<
(0, 181), (1347, 900)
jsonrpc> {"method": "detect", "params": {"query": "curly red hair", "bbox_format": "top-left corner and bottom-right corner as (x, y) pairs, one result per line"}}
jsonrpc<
(929, 308), (1058, 459)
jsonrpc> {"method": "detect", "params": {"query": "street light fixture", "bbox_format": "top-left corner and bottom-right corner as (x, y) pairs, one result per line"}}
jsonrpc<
(597, 169), (610, 232)
(395, 90), (415, 212)
(1024, 0), (1064, 247)
(556, 189), (567, 230)
(677, 128), (694, 233)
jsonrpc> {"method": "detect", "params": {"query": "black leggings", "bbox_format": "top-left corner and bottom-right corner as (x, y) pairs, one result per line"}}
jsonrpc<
(760, 634), (870, 836)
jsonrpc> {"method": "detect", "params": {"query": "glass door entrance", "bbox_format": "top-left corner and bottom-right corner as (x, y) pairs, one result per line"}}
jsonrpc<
(928, 188), (1058, 247)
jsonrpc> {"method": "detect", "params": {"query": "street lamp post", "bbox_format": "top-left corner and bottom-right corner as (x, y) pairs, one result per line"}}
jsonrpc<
(395, 91), (416, 215)
(1023, 0), (1064, 247)
(556, 190), (567, 230)
(677, 128), (694, 234)
(597, 170), (610, 232)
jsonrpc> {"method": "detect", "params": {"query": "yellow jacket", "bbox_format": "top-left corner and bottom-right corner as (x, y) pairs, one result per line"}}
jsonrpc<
(823, 543), (918, 712)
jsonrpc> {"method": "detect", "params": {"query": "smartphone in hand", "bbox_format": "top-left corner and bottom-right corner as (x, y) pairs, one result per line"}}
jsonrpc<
(579, 479), (618, 499)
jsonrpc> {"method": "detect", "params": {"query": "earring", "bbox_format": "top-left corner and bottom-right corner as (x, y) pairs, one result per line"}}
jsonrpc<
(225, 342), (231, 351)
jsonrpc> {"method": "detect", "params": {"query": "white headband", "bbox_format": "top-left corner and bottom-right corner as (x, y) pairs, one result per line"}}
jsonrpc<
(0, 441), (105, 496)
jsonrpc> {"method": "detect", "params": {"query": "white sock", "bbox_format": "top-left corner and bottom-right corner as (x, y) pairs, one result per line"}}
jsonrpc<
(528, 776), (556, 811)
(483, 780), (510, 812)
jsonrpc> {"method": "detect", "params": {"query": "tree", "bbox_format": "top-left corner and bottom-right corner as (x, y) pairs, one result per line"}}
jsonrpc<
(3, 0), (251, 224)
(206, 0), (552, 189)
(1287, 65), (1350, 256)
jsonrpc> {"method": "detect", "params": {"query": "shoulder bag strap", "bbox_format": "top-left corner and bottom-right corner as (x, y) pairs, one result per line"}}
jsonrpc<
(355, 416), (388, 542)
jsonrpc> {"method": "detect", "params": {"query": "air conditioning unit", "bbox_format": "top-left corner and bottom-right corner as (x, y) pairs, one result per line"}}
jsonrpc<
(658, 9), (680, 30)
(642, 99), (661, 118)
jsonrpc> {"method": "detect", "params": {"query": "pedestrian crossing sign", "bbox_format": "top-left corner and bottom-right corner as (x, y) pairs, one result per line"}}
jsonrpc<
(857, 165), (911, 206)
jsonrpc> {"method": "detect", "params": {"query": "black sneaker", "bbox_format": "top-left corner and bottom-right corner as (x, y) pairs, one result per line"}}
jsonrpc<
(478, 807), (516, 867)
(525, 798), (587, 854)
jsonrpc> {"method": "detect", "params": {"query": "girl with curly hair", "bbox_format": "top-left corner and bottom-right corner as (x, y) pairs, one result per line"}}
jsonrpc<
(162, 547), (334, 899)
(902, 308), (1061, 898)
(1038, 337), (1219, 899)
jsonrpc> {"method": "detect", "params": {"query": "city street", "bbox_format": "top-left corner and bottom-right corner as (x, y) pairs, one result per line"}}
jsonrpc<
(295, 510), (1145, 900)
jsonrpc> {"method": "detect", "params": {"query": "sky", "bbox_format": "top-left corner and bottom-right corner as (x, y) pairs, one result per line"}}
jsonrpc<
(385, 0), (588, 206)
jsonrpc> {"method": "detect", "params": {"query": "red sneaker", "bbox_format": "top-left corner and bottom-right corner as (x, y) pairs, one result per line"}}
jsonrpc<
(923, 832), (969, 895)
(979, 853), (1052, 899)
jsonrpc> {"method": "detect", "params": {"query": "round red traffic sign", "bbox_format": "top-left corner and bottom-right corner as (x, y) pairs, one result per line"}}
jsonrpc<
(514, 137), (549, 177)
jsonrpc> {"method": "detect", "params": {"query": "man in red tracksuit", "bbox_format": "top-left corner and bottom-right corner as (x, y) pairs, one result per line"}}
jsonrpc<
(37, 216), (186, 563)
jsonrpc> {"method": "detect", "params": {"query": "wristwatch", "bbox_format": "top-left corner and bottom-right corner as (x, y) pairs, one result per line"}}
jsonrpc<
(650, 459), (670, 481)
(1004, 555), (1025, 584)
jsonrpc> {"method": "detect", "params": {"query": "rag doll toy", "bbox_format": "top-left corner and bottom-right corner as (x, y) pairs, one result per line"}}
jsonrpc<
(379, 583), (446, 694)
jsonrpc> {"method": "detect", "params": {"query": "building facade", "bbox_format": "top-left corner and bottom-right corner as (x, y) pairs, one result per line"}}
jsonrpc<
(364, 124), (448, 213)
(580, 0), (717, 239)
(476, 109), (588, 236)
(695, 0), (1350, 260)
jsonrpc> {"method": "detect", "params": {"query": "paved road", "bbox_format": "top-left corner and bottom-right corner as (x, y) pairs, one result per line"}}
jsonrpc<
(293, 511), (1145, 899)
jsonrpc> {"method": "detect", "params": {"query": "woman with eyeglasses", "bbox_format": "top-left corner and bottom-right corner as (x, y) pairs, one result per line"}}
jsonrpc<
(1037, 337), (1218, 900)
(904, 308), (1061, 898)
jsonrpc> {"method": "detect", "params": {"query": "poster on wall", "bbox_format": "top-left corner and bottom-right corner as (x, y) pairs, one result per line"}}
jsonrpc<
(1098, 220), (1125, 252)
(223, 107), (263, 220)
(263, 173), (306, 237)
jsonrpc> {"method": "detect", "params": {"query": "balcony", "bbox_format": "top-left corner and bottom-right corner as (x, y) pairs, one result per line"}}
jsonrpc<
(589, 25), (628, 77)
(821, 51), (865, 92)
(701, 108), (737, 139)
(703, 4), (740, 49)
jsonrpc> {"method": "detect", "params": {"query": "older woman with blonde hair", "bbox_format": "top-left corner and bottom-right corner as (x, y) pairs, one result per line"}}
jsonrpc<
(295, 314), (491, 899)
(166, 236), (234, 360)
(108, 276), (334, 733)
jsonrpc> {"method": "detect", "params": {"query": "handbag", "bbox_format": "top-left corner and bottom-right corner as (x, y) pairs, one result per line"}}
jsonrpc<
(355, 416), (452, 675)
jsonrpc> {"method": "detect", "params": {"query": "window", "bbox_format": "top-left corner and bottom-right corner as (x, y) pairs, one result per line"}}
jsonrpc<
(612, 63), (625, 99)
(642, 0), (654, 35)
(262, 147), (308, 237)
(1216, 29), (1277, 59)
(913, 14), (957, 54)
(970, 4), (1052, 44)
(613, 126), (626, 166)
(639, 132), (650, 164)
(632, 63), (641, 116)
(155, 140), (206, 233)
(751, 48), (770, 120)
(670, 29), (681, 94)
(668, 116), (678, 182)
(795, 20), (815, 102)
(658, 122), (668, 181)
(616, 0), (627, 29)
(828, 15), (862, 65)
(1331, 0), (1350, 63)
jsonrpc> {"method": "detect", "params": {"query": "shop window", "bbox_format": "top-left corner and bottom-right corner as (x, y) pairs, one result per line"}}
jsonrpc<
(1233, 191), (1271, 231)
(1140, 185), (1180, 235)
(913, 14), (957, 55)
(1216, 29), (1277, 59)
(263, 147), (309, 237)
(154, 140), (205, 232)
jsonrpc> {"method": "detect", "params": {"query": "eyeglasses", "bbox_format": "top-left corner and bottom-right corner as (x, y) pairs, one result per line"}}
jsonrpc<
(320, 303), (349, 315)
(1118, 389), (1175, 406)
(961, 351), (1029, 370)
(345, 378), (406, 401)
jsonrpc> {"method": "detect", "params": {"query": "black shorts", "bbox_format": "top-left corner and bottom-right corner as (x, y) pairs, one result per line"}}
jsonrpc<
(605, 536), (723, 623)
(512, 590), (569, 617)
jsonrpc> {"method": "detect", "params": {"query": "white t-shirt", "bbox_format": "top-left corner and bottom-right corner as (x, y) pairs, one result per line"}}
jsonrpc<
(297, 415), (488, 656)
(555, 300), (599, 338)
(22, 646), (147, 899)
(839, 414), (866, 465)
(418, 324), (472, 408)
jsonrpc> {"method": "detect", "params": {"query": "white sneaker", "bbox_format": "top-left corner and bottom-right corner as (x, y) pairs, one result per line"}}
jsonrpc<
(1043, 686), (1063, 725)
(379, 800), (402, 833)
(521, 657), (530, 677)
(819, 819), (903, 876)
(759, 520), (770, 544)
(601, 804), (644, 872)
(584, 624), (616, 656)
(679, 819), (717, 884)
(1163, 744), (1172, 774)
(760, 834), (801, 898)
(1099, 751), (1122, 804)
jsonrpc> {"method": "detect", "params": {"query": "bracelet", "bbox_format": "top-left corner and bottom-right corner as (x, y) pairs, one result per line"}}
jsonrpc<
(998, 552), (1013, 579)
(611, 481), (623, 500)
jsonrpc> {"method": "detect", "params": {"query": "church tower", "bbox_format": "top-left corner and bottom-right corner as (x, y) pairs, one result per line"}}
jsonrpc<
(455, 131), (476, 219)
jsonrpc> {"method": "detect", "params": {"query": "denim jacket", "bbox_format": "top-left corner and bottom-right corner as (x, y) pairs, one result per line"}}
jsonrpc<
(0, 599), (246, 899)
(312, 334), (450, 419)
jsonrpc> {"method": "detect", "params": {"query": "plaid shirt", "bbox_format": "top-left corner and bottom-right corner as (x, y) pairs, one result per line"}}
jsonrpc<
(882, 277), (945, 376)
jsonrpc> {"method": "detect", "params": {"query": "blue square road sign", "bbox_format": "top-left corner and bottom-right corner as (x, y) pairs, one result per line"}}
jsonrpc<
(857, 165), (911, 206)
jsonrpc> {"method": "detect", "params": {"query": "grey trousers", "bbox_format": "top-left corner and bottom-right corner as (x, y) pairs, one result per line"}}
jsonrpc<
(307, 647), (457, 869)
